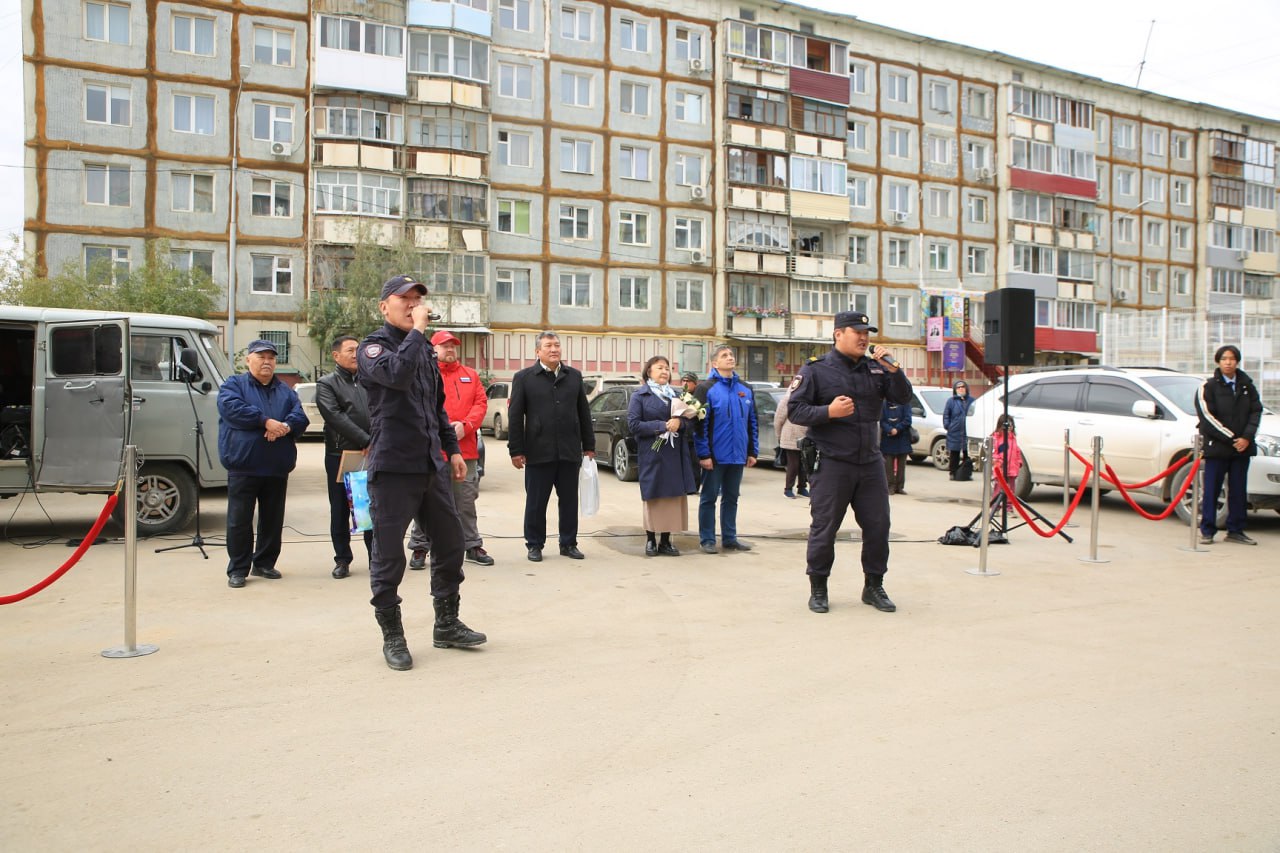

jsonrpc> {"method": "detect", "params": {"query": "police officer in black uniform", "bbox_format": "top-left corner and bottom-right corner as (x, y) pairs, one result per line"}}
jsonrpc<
(357, 274), (486, 671)
(787, 311), (912, 614)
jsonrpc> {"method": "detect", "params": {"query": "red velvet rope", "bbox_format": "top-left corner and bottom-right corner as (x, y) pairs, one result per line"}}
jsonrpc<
(1069, 447), (1191, 489)
(1102, 460), (1200, 521)
(0, 493), (119, 605)
(992, 465), (1092, 538)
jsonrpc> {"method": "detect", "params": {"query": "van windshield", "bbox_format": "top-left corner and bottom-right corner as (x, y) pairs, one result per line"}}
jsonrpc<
(199, 333), (230, 384)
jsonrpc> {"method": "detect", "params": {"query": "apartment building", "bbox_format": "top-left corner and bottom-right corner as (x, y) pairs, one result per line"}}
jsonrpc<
(22, 0), (1280, 391)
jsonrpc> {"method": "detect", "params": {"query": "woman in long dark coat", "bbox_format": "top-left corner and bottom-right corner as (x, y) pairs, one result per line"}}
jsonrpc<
(627, 356), (697, 556)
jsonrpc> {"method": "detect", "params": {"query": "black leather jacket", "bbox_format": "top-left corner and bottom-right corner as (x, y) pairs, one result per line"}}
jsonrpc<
(316, 366), (371, 454)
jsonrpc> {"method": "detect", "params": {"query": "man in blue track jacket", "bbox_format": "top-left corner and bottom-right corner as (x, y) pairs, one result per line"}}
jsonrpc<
(693, 345), (758, 554)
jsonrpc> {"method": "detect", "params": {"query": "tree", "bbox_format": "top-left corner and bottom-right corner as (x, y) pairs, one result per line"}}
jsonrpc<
(0, 237), (219, 318)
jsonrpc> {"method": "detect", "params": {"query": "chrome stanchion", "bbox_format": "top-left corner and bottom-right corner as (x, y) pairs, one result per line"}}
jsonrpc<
(1078, 435), (1110, 564)
(1062, 428), (1078, 527)
(1178, 435), (1208, 553)
(968, 437), (1000, 577)
(103, 445), (159, 659)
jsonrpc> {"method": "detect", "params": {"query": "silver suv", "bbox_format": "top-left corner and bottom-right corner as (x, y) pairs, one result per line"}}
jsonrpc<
(965, 366), (1280, 523)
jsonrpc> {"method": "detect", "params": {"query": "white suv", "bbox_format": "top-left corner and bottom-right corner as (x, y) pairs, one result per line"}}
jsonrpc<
(965, 366), (1280, 523)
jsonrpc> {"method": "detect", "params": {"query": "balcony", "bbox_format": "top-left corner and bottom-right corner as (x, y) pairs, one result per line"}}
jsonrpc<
(727, 312), (790, 339)
(430, 290), (489, 328)
(790, 252), (846, 279)
(406, 0), (492, 37)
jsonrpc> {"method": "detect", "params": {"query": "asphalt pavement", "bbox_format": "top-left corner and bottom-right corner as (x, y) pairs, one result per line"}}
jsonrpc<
(1, 438), (1277, 851)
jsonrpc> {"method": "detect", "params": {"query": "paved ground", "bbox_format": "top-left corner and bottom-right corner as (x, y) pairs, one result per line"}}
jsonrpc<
(2, 438), (1277, 851)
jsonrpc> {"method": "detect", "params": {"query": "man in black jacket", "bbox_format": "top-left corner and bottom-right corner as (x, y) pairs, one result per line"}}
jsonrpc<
(507, 331), (596, 562)
(316, 335), (372, 579)
(1194, 344), (1263, 545)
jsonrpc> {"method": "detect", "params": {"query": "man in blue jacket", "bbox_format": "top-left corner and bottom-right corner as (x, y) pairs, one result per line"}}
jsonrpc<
(216, 339), (309, 588)
(693, 345), (758, 554)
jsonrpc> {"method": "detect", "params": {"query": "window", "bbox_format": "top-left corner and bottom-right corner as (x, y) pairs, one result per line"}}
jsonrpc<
(965, 141), (990, 171)
(1145, 127), (1165, 156)
(619, 18), (649, 52)
(1245, 183), (1276, 210)
(496, 268), (531, 304)
(1115, 216), (1135, 243)
(847, 120), (868, 152)
(319, 16), (403, 56)
(928, 81), (950, 112)
(1057, 249), (1094, 281)
(887, 182), (912, 215)
(727, 85), (787, 126)
(407, 32), (488, 81)
(496, 199), (530, 234)
(559, 138), (593, 173)
(171, 172), (213, 212)
(927, 187), (951, 218)
(1211, 268), (1243, 294)
(560, 71), (592, 107)
(85, 83), (130, 126)
(84, 245), (130, 281)
(620, 81), (650, 116)
(1247, 227), (1276, 254)
(252, 102), (293, 144)
(1012, 139), (1053, 173)
(966, 194), (988, 223)
(618, 276), (649, 310)
(85, 164), (129, 206)
(1173, 223), (1192, 250)
(1115, 122), (1135, 149)
(849, 234), (868, 264)
(795, 282), (852, 314)
(675, 153), (704, 186)
(498, 0), (531, 32)
(317, 97), (405, 144)
(674, 91), (704, 123)
(728, 148), (788, 188)
(886, 72), (910, 103)
(674, 278), (704, 312)
(886, 238), (910, 268)
(801, 101), (843, 137)
(170, 249), (213, 278)
(172, 14), (214, 56)
(1113, 264), (1135, 294)
(1144, 174), (1165, 203)
(618, 146), (651, 181)
(790, 156), (847, 195)
(559, 271), (591, 306)
(1055, 146), (1096, 180)
(1145, 220), (1164, 247)
(1172, 269), (1190, 295)
(254, 26), (293, 66)
(497, 130), (532, 167)
(927, 135), (952, 165)
(887, 294), (912, 325)
(1172, 179), (1192, 206)
(927, 243), (951, 272)
(173, 94), (215, 135)
(1010, 86), (1053, 120)
(1172, 133), (1191, 160)
(967, 87), (991, 119)
(1055, 301), (1095, 331)
(315, 171), (401, 217)
(847, 176), (869, 208)
(1013, 244), (1054, 274)
(498, 63), (532, 99)
(849, 61), (868, 95)
(1116, 169), (1135, 197)
(406, 179), (487, 223)
(251, 178), (291, 217)
(560, 4), (592, 41)
(966, 246), (989, 275)
(1211, 223), (1242, 249)
(251, 255), (292, 295)
(675, 28), (703, 62)
(726, 21), (791, 64)
(1056, 97), (1094, 129)
(361, 174), (403, 218)
(728, 212), (789, 250)
(559, 205), (590, 239)
(1145, 268), (1163, 293)
(887, 127), (911, 158)
(618, 210), (649, 245)
(674, 217), (704, 251)
(1011, 191), (1052, 223)
(84, 1), (129, 44)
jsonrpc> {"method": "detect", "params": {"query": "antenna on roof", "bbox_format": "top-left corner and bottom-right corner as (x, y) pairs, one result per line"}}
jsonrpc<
(1135, 19), (1156, 89)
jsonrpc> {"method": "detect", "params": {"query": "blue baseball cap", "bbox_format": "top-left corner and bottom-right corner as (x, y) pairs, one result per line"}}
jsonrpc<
(246, 339), (278, 355)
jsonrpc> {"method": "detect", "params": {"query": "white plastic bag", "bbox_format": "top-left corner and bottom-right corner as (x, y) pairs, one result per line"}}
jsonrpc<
(579, 456), (600, 517)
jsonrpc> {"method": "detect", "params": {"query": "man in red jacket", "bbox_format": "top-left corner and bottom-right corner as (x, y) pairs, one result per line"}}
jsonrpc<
(408, 330), (495, 567)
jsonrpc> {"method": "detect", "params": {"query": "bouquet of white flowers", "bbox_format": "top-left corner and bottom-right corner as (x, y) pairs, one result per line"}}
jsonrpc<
(651, 394), (706, 451)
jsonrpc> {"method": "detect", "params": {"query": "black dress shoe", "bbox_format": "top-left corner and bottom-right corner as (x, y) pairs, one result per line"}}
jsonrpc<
(721, 540), (752, 551)
(527, 547), (543, 562)
(559, 545), (585, 560)
(862, 585), (897, 612)
(332, 563), (350, 579)
(657, 543), (680, 557)
(645, 541), (658, 557)
(250, 566), (282, 580)
(227, 574), (246, 588)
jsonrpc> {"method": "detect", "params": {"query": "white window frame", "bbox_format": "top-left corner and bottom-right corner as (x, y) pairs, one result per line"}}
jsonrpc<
(498, 63), (532, 100)
(674, 278), (704, 312)
(847, 120), (868, 152)
(849, 234), (868, 264)
(251, 254), (292, 295)
(1145, 220), (1165, 247)
(965, 141), (990, 170)
(1145, 268), (1163, 293)
(886, 72), (910, 103)
(618, 145), (651, 181)
(886, 238), (910, 268)
(790, 156), (847, 196)
(1173, 223), (1192, 250)
(674, 90), (704, 124)
(1115, 215), (1136, 243)
(558, 204), (590, 240)
(847, 176), (869, 208)
(966, 194), (988, 224)
(927, 135), (952, 165)
(1144, 174), (1165, 203)
(1115, 122), (1135, 149)
(498, 0), (531, 32)
(85, 163), (130, 206)
(319, 16), (403, 57)
(1172, 133), (1191, 160)
(170, 248), (214, 278)
(618, 210), (650, 246)
(887, 294), (912, 325)
(928, 80), (950, 112)
(674, 28), (703, 62)
(559, 271), (592, 307)
(254, 25), (294, 67)
(1172, 269), (1190, 295)
(172, 93), (215, 135)
(1145, 127), (1166, 156)
(887, 182), (912, 215)
(927, 242), (951, 272)
(85, 83), (130, 126)
(618, 275), (650, 310)
(674, 217), (704, 251)
(620, 81), (650, 116)
(1172, 178), (1192, 206)
(559, 138), (593, 174)
(887, 127), (911, 159)
(927, 187), (951, 218)
(495, 267), (531, 304)
(966, 245), (989, 275)
(496, 198), (531, 235)
(172, 13), (215, 56)
(252, 102), (294, 144)
(84, 1), (129, 44)
(560, 4), (592, 42)
(966, 87), (991, 119)
(170, 171), (213, 213)
(560, 71), (592, 108)
(619, 18), (649, 53)
(1116, 169), (1135, 197)
(497, 130), (532, 167)
(251, 178), (291, 217)
(675, 153), (704, 187)
(84, 245), (130, 280)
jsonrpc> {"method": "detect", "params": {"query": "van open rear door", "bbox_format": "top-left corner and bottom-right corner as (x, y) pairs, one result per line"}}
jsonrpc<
(37, 318), (131, 490)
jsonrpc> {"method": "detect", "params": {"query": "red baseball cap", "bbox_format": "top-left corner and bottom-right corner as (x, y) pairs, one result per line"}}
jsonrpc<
(430, 330), (461, 346)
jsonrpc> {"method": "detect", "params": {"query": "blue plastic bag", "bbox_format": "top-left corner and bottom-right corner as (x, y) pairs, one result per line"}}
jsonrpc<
(344, 470), (373, 532)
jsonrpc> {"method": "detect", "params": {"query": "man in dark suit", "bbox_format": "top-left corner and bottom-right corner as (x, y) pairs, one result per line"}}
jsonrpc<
(507, 331), (596, 562)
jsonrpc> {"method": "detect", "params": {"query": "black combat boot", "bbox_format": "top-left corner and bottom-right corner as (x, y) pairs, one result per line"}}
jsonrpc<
(861, 573), (896, 612)
(374, 606), (413, 671)
(808, 574), (829, 613)
(432, 594), (488, 649)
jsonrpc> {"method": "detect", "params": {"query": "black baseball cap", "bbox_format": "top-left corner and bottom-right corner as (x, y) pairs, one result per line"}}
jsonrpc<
(380, 274), (427, 300)
(834, 311), (877, 333)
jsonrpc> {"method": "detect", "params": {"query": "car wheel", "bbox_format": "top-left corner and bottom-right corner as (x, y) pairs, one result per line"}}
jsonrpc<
(1013, 463), (1033, 501)
(1171, 459), (1227, 526)
(613, 439), (638, 482)
(493, 414), (507, 440)
(930, 439), (950, 471)
(113, 462), (197, 537)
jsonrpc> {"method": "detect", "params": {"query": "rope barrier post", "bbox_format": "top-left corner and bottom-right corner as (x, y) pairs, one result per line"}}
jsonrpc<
(1062, 428), (1078, 528)
(103, 445), (158, 660)
(1178, 435), (1209, 553)
(967, 437), (1000, 577)
(1078, 435), (1110, 564)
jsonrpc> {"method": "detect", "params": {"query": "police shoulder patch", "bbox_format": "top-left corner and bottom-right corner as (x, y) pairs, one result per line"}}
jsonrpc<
(788, 374), (803, 391)
(364, 344), (383, 358)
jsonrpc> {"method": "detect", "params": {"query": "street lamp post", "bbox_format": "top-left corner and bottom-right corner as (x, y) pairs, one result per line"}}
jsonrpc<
(226, 64), (251, 363)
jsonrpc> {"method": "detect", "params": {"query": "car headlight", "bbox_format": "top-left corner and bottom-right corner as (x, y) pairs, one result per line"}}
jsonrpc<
(1254, 434), (1280, 457)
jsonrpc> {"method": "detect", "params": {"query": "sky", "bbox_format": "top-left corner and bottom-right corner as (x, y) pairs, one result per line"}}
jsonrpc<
(2, 0), (1278, 248)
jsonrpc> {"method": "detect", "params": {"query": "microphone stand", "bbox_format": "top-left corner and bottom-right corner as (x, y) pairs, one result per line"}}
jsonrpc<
(155, 353), (211, 558)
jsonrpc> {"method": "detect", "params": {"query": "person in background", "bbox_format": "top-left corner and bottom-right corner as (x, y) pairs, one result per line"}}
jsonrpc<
(628, 356), (698, 556)
(679, 371), (700, 396)
(407, 329), (494, 570)
(988, 413), (1022, 486)
(216, 339), (309, 589)
(774, 385), (809, 499)
(693, 345), (757, 554)
(316, 335), (372, 579)
(943, 380), (973, 480)
(880, 397), (913, 495)
(1195, 344), (1263, 546)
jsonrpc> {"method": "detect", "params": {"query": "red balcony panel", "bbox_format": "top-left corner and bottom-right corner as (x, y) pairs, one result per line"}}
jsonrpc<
(1010, 168), (1097, 200)
(1035, 327), (1097, 354)
(791, 67), (850, 106)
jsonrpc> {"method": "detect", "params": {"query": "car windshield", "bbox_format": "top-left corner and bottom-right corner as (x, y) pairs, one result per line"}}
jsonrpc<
(1144, 375), (1203, 415)
(919, 390), (949, 412)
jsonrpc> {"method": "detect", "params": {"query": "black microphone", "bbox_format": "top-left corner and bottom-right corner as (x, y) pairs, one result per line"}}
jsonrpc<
(427, 312), (442, 322)
(869, 344), (898, 367)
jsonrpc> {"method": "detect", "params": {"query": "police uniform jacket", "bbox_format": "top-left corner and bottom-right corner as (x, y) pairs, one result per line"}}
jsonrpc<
(216, 373), (309, 478)
(787, 348), (912, 465)
(1195, 367), (1263, 459)
(357, 323), (460, 475)
(316, 365), (371, 454)
(506, 362), (594, 465)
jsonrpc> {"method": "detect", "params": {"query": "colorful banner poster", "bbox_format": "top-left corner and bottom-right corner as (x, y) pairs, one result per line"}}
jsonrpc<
(926, 316), (944, 351)
(943, 341), (965, 371)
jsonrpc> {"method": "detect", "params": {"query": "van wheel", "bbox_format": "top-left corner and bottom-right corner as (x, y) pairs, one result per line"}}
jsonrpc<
(930, 439), (950, 471)
(114, 462), (198, 537)
(493, 414), (507, 440)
